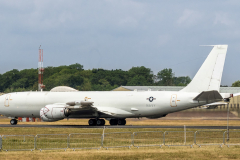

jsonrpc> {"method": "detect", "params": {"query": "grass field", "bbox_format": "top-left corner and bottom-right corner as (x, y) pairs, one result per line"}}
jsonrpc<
(1, 118), (240, 160)
(1, 146), (240, 160)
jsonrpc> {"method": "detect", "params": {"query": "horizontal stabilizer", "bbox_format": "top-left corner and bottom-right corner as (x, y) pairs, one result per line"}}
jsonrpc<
(203, 102), (227, 109)
(205, 105), (218, 109)
(95, 107), (133, 117)
(193, 90), (223, 103)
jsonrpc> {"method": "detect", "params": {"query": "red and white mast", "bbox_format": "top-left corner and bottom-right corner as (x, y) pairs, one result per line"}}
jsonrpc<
(38, 45), (45, 91)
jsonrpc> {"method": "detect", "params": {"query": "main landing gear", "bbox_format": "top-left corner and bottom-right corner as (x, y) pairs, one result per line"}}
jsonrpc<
(88, 118), (126, 126)
(10, 119), (18, 125)
(88, 119), (105, 126)
(109, 119), (126, 125)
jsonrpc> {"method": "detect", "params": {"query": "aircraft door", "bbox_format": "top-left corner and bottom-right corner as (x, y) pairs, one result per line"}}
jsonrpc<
(170, 94), (177, 107)
(4, 94), (12, 107)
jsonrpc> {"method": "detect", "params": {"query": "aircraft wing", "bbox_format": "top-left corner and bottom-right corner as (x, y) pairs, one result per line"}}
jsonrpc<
(93, 106), (133, 117)
(66, 101), (133, 117)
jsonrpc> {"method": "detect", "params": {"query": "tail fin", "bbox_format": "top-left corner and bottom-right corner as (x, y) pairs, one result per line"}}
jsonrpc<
(180, 45), (228, 93)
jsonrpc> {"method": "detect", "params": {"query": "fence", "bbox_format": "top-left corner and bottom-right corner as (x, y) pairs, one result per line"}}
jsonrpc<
(224, 131), (240, 147)
(102, 132), (132, 149)
(132, 131), (164, 148)
(164, 131), (194, 147)
(1, 135), (35, 151)
(68, 133), (102, 150)
(0, 136), (2, 150)
(35, 134), (68, 151)
(195, 130), (224, 147)
(1, 130), (240, 151)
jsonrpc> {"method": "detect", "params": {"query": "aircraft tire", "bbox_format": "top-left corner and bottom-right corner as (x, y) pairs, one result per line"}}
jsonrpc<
(88, 119), (97, 126)
(118, 119), (126, 125)
(96, 119), (102, 126)
(100, 119), (105, 125)
(122, 119), (126, 125)
(109, 119), (118, 125)
(10, 119), (17, 125)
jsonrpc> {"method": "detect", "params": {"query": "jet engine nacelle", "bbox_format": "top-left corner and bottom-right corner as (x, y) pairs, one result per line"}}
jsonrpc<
(40, 108), (63, 122)
(40, 104), (71, 122)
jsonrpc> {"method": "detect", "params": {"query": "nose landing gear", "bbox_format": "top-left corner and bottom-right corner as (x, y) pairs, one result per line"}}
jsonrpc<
(10, 119), (18, 125)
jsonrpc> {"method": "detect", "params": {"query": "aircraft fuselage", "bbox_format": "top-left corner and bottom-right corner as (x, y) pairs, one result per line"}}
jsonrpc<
(0, 91), (204, 118)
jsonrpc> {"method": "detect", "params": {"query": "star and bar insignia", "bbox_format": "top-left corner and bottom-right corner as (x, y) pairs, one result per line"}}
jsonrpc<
(146, 96), (156, 102)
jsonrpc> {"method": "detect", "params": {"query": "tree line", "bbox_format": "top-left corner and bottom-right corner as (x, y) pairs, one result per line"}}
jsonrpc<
(0, 63), (192, 93)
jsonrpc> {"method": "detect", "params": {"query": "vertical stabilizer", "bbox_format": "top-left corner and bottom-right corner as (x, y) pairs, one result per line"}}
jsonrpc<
(180, 45), (228, 93)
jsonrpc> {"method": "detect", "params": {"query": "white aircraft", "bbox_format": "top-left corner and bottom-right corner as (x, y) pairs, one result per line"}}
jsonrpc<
(0, 45), (231, 125)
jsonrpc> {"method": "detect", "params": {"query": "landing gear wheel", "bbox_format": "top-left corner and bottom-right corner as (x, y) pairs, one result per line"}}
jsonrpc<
(109, 119), (118, 125)
(118, 119), (126, 125)
(88, 119), (97, 126)
(100, 119), (105, 125)
(96, 119), (102, 126)
(96, 119), (105, 126)
(10, 119), (17, 125)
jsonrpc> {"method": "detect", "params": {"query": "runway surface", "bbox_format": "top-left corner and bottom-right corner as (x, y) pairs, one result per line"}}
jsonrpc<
(0, 124), (240, 129)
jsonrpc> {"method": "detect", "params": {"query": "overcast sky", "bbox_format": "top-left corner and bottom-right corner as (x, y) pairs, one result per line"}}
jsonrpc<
(0, 0), (240, 86)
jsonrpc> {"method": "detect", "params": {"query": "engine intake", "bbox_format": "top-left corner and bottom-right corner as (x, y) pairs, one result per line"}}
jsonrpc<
(40, 104), (71, 122)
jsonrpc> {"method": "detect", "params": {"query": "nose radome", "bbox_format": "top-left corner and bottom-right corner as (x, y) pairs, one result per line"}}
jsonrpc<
(0, 94), (5, 114)
(0, 94), (4, 103)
